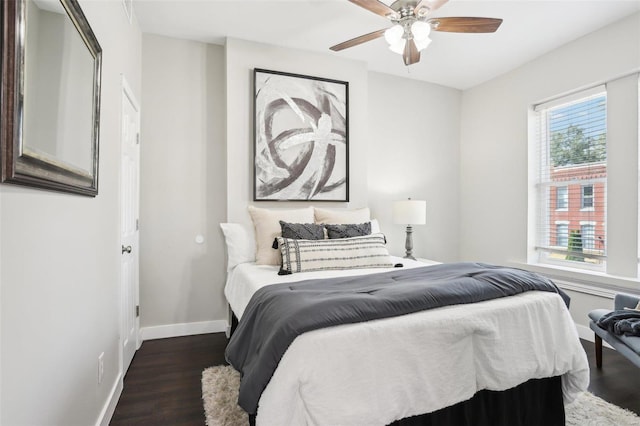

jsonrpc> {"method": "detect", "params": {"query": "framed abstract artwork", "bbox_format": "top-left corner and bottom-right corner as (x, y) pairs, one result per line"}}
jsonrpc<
(253, 68), (349, 201)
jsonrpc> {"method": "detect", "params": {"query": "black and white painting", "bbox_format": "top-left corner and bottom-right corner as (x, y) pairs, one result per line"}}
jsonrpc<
(254, 69), (349, 201)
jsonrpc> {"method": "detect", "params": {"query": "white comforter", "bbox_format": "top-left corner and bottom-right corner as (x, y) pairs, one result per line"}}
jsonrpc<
(225, 259), (590, 426)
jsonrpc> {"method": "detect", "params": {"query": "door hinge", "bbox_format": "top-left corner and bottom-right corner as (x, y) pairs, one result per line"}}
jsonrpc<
(136, 305), (140, 317)
(136, 133), (140, 145)
(136, 219), (139, 231)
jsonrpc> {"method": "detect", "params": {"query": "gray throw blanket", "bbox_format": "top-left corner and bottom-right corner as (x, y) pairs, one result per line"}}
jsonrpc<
(225, 262), (568, 415)
(597, 310), (640, 336)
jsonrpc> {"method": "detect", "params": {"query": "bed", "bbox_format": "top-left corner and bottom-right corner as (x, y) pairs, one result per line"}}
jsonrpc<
(220, 208), (589, 426)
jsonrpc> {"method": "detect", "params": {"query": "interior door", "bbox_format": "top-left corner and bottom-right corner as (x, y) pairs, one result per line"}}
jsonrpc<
(120, 77), (140, 374)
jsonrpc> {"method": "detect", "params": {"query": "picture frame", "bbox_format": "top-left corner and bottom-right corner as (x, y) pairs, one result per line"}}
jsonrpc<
(253, 68), (349, 202)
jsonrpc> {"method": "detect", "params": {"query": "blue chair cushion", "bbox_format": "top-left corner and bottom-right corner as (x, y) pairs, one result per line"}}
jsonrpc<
(589, 320), (640, 367)
(618, 334), (640, 355)
(588, 293), (640, 368)
(588, 308), (611, 323)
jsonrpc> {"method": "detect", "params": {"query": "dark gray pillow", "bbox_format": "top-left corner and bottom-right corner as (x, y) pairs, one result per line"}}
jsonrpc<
(325, 222), (371, 239)
(280, 221), (325, 239)
(273, 221), (325, 249)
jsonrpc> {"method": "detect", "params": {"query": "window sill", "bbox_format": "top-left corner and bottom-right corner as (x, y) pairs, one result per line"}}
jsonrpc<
(508, 261), (640, 298)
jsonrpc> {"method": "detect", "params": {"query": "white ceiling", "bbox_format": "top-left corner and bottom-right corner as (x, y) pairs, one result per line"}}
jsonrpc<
(134, 0), (640, 90)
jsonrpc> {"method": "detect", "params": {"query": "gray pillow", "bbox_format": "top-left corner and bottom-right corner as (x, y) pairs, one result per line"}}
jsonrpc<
(272, 221), (325, 249)
(280, 221), (325, 239)
(325, 222), (371, 239)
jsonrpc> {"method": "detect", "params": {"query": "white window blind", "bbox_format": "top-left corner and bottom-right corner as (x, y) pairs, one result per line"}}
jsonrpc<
(534, 86), (607, 267)
(556, 186), (568, 210)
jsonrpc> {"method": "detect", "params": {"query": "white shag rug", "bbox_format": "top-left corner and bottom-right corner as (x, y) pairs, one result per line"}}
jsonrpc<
(202, 365), (640, 426)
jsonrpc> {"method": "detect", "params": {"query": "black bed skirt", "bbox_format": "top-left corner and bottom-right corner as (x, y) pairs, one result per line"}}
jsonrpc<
(248, 375), (564, 426)
(390, 376), (564, 426)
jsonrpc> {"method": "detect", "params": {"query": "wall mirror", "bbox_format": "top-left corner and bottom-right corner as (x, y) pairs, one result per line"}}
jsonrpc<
(1, 0), (102, 196)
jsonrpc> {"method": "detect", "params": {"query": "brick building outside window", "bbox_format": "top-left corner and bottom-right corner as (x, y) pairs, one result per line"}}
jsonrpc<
(549, 162), (606, 262)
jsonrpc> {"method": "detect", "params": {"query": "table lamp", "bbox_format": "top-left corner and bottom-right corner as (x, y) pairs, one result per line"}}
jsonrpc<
(393, 198), (426, 260)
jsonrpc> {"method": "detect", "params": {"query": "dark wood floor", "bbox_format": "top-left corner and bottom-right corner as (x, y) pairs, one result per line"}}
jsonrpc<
(110, 333), (227, 425)
(585, 339), (640, 415)
(110, 333), (640, 425)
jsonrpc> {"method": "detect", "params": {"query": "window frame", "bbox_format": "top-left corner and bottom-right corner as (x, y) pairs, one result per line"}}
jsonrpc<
(581, 184), (594, 210)
(580, 221), (597, 251)
(556, 185), (568, 211)
(555, 221), (569, 248)
(532, 86), (607, 272)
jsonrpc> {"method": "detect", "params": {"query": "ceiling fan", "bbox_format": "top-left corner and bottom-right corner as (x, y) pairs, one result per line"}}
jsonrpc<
(330, 0), (502, 66)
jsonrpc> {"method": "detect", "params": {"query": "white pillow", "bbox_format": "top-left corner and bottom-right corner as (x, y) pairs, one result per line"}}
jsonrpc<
(370, 218), (381, 234)
(277, 233), (393, 274)
(248, 206), (315, 265)
(314, 207), (371, 224)
(220, 223), (256, 271)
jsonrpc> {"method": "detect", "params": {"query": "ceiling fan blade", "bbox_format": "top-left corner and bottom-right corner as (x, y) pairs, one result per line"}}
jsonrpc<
(348, 0), (397, 18)
(403, 39), (420, 66)
(414, 0), (449, 17)
(429, 17), (503, 33)
(330, 28), (387, 51)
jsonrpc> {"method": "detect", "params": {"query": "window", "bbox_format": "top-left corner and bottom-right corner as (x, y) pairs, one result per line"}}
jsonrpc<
(555, 222), (569, 248)
(580, 222), (596, 251)
(533, 87), (607, 268)
(581, 185), (594, 209)
(556, 186), (568, 210)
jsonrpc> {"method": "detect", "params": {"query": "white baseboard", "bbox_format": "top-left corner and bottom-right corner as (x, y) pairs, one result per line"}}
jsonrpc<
(577, 323), (595, 342)
(96, 373), (123, 426)
(576, 322), (613, 349)
(140, 320), (228, 341)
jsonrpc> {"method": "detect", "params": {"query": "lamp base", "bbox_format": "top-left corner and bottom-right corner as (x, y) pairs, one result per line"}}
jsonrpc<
(404, 225), (415, 260)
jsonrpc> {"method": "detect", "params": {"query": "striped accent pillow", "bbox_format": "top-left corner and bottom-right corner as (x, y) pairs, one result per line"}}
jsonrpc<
(277, 233), (393, 275)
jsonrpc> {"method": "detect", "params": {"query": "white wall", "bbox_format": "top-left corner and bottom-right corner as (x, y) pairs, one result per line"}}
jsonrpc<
(459, 13), (640, 326)
(0, 1), (141, 425)
(136, 35), (462, 333)
(139, 35), (227, 335)
(368, 72), (461, 261)
(224, 39), (461, 259)
(225, 38), (369, 225)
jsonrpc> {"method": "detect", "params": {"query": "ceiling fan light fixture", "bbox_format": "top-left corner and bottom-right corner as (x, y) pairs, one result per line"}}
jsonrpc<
(388, 39), (406, 54)
(385, 11), (400, 20)
(331, 1), (503, 66)
(415, 36), (432, 51)
(416, 6), (429, 18)
(384, 24), (404, 45)
(411, 20), (431, 40)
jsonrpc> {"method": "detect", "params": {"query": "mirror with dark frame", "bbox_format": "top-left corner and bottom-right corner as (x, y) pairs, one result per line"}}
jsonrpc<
(1, 0), (102, 196)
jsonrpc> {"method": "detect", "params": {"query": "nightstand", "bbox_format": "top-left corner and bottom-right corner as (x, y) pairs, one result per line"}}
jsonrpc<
(415, 258), (441, 266)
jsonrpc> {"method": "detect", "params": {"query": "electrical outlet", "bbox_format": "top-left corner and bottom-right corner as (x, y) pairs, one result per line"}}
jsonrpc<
(98, 352), (104, 384)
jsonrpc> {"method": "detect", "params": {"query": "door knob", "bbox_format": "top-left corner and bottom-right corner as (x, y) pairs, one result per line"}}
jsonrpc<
(122, 245), (132, 254)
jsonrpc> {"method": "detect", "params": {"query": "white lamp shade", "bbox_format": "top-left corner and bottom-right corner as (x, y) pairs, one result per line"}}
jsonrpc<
(415, 36), (432, 52)
(388, 39), (406, 54)
(384, 24), (404, 45)
(393, 199), (426, 225)
(411, 21), (431, 40)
